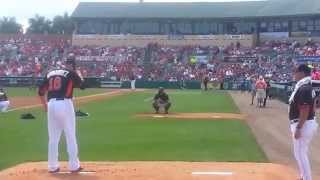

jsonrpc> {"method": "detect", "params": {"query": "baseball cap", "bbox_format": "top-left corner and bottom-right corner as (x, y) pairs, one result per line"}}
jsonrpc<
(295, 64), (311, 75)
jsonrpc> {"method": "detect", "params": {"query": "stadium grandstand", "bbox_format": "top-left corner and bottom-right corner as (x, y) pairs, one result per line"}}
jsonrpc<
(1, 0), (320, 89)
(72, 0), (320, 41)
(70, 0), (320, 48)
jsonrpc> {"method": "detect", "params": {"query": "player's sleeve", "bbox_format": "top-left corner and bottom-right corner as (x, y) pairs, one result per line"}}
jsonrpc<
(38, 75), (49, 96)
(297, 87), (313, 106)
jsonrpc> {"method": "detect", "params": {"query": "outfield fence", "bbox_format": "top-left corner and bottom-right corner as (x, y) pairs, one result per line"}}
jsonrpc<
(0, 76), (251, 90)
(0, 76), (201, 89)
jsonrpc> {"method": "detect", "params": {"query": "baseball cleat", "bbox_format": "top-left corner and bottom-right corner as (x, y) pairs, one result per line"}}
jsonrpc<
(48, 168), (60, 173)
(71, 167), (83, 173)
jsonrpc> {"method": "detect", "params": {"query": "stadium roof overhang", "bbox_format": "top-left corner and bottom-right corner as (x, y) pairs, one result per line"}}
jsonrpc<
(71, 0), (320, 19)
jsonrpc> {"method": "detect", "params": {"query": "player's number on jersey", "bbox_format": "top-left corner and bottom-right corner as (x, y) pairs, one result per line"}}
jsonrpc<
(48, 77), (62, 91)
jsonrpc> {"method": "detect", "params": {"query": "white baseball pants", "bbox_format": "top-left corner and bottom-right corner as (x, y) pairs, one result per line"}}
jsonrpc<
(0, 101), (9, 112)
(290, 119), (318, 180)
(47, 99), (80, 171)
(131, 80), (136, 90)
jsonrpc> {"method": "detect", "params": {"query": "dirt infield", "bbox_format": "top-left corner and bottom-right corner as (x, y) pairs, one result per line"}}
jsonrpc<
(9, 96), (40, 109)
(0, 161), (297, 180)
(136, 112), (246, 120)
(8, 89), (142, 112)
(230, 91), (320, 179)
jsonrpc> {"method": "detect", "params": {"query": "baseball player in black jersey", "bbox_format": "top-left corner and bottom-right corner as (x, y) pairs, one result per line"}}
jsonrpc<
(38, 57), (84, 173)
(0, 88), (9, 112)
(289, 64), (318, 180)
(153, 87), (171, 114)
(203, 75), (209, 91)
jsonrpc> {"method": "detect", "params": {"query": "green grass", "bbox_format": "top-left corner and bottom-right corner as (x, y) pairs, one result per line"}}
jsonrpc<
(158, 90), (239, 113)
(4, 87), (110, 97)
(0, 90), (266, 170)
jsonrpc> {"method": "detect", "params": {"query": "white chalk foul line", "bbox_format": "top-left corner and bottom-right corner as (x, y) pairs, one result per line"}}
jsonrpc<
(56, 171), (96, 174)
(7, 104), (42, 112)
(192, 171), (234, 176)
(7, 90), (125, 112)
(76, 90), (125, 100)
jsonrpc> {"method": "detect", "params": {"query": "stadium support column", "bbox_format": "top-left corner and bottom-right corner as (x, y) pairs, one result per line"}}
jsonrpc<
(143, 43), (152, 79)
(256, 21), (260, 46)
(288, 20), (292, 37)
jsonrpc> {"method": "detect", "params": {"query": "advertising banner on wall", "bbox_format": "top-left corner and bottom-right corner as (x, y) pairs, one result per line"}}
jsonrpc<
(260, 32), (289, 39)
(291, 32), (311, 37)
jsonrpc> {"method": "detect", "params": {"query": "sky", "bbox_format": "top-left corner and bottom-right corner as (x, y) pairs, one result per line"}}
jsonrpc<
(0, 0), (259, 28)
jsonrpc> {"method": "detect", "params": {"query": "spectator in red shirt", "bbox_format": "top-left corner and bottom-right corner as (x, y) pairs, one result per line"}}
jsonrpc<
(255, 76), (267, 108)
(311, 67), (320, 80)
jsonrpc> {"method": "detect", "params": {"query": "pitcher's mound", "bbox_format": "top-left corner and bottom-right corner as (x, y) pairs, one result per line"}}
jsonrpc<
(137, 113), (246, 120)
(0, 161), (297, 180)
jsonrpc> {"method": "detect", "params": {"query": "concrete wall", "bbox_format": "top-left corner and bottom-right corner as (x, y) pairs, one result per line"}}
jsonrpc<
(72, 34), (255, 47)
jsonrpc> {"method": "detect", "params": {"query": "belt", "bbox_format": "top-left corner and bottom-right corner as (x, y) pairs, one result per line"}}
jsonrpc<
(290, 119), (299, 124)
(49, 98), (70, 101)
(290, 119), (314, 124)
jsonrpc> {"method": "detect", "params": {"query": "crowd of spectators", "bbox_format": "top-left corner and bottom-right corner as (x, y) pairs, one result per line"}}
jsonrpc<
(0, 37), (68, 76)
(1, 36), (320, 83)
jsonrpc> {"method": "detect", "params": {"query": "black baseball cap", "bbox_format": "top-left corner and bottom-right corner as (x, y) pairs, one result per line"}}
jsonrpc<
(295, 64), (311, 75)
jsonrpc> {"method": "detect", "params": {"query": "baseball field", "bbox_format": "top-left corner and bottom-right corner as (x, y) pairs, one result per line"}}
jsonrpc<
(0, 88), (297, 180)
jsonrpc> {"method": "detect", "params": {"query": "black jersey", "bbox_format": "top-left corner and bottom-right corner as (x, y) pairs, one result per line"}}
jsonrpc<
(289, 84), (315, 121)
(38, 69), (83, 101)
(154, 92), (169, 102)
